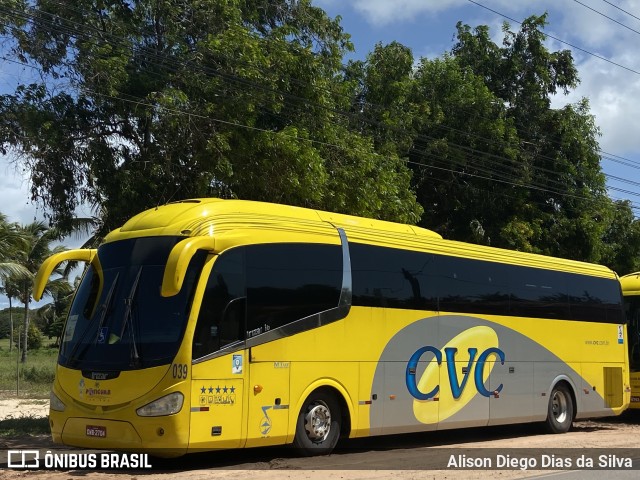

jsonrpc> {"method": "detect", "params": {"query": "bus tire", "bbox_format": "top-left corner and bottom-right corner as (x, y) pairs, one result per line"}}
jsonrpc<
(545, 383), (574, 434)
(292, 390), (341, 456)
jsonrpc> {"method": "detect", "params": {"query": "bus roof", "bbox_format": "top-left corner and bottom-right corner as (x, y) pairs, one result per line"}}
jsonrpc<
(621, 272), (640, 295)
(104, 198), (616, 279)
(106, 198), (442, 241)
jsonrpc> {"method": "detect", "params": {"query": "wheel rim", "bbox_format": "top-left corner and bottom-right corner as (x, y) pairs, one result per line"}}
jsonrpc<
(551, 390), (568, 424)
(304, 401), (332, 442)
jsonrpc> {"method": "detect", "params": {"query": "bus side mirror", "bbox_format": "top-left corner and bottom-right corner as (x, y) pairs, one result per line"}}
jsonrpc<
(33, 249), (97, 301)
(161, 237), (217, 297)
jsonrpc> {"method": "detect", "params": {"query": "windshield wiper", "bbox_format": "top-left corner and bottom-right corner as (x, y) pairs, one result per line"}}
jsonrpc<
(120, 267), (142, 367)
(95, 273), (120, 343)
(67, 272), (120, 366)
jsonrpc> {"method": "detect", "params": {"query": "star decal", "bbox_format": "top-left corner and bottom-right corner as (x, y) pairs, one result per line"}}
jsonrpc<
(223, 386), (228, 393)
(200, 386), (206, 394)
(208, 386), (214, 394)
(216, 385), (221, 394)
(230, 386), (235, 394)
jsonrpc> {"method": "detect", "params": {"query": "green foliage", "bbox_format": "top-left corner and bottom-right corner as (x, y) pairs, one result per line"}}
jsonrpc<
(0, 417), (50, 437)
(0, 218), (73, 362)
(12, 323), (43, 351)
(22, 363), (54, 383)
(0, 338), (57, 397)
(408, 54), (519, 244)
(0, 0), (422, 235)
(600, 201), (640, 274)
(1, 5), (640, 272)
(443, 16), (627, 267)
(0, 308), (23, 339)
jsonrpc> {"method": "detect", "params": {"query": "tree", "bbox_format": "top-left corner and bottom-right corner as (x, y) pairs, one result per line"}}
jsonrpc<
(431, 14), (621, 264)
(0, 213), (29, 277)
(37, 280), (74, 346)
(0, 1), (422, 235)
(0, 213), (30, 352)
(11, 221), (68, 362)
(344, 42), (420, 157)
(600, 200), (640, 275)
(408, 54), (520, 245)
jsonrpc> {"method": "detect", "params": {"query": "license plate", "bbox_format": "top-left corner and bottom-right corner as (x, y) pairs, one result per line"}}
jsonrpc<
(86, 425), (107, 437)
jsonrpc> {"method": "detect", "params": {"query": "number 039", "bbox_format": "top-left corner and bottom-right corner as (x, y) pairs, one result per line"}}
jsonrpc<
(172, 363), (188, 379)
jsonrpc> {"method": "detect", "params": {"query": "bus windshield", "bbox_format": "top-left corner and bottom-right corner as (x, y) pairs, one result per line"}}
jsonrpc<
(625, 295), (640, 371)
(59, 236), (206, 371)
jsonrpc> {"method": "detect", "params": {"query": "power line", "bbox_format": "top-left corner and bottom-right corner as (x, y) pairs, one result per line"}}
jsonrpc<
(4, 49), (640, 213)
(573, 0), (640, 36)
(466, 0), (640, 76)
(601, 0), (640, 23)
(3, 4), (640, 214)
(6, 0), (640, 184)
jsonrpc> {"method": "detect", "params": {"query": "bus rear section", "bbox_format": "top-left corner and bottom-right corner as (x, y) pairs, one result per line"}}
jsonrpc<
(621, 272), (640, 408)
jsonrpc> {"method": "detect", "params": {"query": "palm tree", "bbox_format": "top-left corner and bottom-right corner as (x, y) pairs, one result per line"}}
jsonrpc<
(13, 221), (68, 363)
(0, 280), (21, 352)
(0, 213), (30, 352)
(38, 279), (74, 346)
(0, 213), (30, 277)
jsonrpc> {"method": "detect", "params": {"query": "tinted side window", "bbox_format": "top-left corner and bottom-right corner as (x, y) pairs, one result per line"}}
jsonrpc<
(436, 256), (510, 315)
(509, 268), (569, 319)
(604, 280), (624, 323)
(193, 249), (246, 359)
(350, 243), (438, 310)
(351, 243), (621, 324)
(246, 244), (342, 336)
(569, 275), (623, 323)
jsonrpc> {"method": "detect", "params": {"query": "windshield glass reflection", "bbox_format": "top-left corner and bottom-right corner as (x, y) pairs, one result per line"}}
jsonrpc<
(60, 236), (206, 370)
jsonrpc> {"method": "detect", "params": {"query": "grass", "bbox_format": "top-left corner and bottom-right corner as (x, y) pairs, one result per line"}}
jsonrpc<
(0, 416), (50, 436)
(0, 337), (58, 399)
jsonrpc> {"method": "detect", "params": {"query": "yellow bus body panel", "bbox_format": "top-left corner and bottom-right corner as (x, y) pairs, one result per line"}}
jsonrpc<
(620, 272), (640, 409)
(47, 198), (630, 453)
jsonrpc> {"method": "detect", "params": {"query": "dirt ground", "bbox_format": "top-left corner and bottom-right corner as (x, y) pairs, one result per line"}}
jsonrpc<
(0, 398), (49, 420)
(1, 399), (640, 480)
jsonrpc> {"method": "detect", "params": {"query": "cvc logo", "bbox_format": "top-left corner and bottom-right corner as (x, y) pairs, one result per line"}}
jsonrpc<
(405, 343), (505, 400)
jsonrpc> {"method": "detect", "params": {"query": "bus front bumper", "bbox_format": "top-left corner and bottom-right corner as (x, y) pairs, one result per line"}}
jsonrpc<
(51, 412), (188, 457)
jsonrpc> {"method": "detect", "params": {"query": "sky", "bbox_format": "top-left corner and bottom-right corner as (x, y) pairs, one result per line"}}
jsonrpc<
(2, 0), (640, 306)
(315, 0), (640, 208)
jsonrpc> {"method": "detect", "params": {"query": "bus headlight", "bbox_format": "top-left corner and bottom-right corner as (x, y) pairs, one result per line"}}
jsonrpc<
(50, 391), (66, 412)
(136, 392), (184, 417)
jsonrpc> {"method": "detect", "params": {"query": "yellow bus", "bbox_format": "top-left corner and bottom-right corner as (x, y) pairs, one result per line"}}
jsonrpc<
(620, 273), (640, 409)
(34, 198), (629, 456)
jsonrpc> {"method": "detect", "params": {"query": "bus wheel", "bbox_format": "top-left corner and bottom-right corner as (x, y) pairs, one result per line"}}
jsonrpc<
(545, 383), (574, 434)
(293, 391), (341, 456)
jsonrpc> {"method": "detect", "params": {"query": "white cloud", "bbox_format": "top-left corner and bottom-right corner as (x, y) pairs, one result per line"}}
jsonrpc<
(0, 154), (43, 225)
(558, 55), (640, 156)
(351, 0), (467, 25)
(543, 2), (640, 157)
(342, 0), (640, 158)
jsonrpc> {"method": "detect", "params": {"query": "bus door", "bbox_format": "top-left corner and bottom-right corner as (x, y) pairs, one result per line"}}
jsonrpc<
(245, 349), (291, 448)
(189, 250), (247, 450)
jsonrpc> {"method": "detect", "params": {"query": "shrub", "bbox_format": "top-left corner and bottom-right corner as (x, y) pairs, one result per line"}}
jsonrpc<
(12, 324), (44, 350)
(22, 365), (55, 383)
